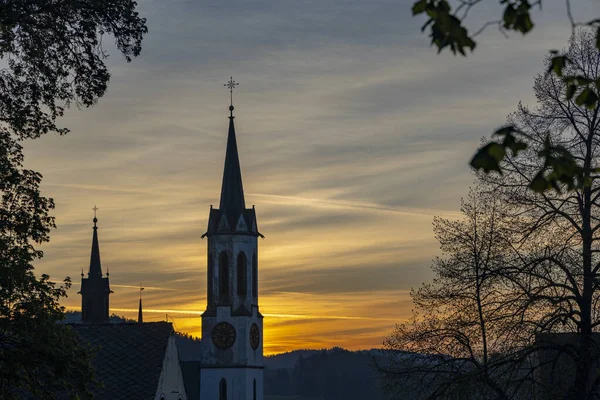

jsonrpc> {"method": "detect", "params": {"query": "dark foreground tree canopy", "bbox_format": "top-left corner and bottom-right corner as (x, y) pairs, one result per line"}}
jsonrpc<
(0, 0), (147, 139)
(0, 0), (147, 398)
(0, 133), (95, 398)
(381, 30), (600, 400)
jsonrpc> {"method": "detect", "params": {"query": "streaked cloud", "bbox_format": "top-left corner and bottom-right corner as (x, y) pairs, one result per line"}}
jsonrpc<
(23, 0), (591, 353)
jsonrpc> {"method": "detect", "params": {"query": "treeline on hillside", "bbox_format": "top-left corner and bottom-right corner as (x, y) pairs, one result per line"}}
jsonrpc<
(265, 348), (391, 400)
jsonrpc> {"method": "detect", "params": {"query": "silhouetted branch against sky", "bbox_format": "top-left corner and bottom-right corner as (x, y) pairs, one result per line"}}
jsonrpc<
(0, 0), (147, 140)
(383, 29), (600, 398)
(411, 1), (599, 193)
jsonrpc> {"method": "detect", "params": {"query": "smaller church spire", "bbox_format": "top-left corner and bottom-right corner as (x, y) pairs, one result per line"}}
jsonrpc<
(79, 207), (112, 324)
(138, 286), (144, 323)
(89, 206), (103, 279)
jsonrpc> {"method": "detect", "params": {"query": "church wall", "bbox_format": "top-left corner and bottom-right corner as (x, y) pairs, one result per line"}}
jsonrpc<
(155, 335), (188, 400)
(208, 234), (258, 313)
(201, 307), (263, 366)
(200, 367), (263, 400)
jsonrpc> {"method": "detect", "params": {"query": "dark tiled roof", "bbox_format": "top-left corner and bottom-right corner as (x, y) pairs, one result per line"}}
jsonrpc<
(74, 322), (173, 400)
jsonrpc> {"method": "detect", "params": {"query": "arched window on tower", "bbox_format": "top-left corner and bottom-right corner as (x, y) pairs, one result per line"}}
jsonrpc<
(253, 379), (257, 400)
(219, 252), (229, 303)
(208, 253), (214, 306)
(252, 253), (258, 298)
(219, 378), (227, 400)
(237, 252), (247, 296)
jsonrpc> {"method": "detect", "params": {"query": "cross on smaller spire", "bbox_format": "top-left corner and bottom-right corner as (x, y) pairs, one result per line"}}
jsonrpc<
(92, 205), (99, 227)
(224, 76), (239, 116)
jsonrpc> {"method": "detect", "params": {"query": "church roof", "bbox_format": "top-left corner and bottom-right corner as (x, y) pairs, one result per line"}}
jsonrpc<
(219, 110), (246, 214)
(74, 322), (173, 400)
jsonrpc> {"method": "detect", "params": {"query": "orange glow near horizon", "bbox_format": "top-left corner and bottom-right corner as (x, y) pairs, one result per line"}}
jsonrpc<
(66, 289), (412, 355)
(45, 187), (456, 355)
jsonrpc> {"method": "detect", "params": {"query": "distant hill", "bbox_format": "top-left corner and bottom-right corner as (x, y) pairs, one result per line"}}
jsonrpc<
(265, 347), (393, 400)
(264, 349), (322, 370)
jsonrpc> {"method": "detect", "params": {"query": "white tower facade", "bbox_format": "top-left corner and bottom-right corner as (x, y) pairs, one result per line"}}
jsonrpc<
(200, 101), (264, 400)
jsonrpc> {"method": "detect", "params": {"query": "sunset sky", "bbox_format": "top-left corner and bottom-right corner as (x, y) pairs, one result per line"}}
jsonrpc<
(25, 0), (597, 355)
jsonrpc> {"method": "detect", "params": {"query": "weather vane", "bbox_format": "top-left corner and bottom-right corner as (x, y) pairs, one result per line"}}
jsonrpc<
(224, 76), (239, 108)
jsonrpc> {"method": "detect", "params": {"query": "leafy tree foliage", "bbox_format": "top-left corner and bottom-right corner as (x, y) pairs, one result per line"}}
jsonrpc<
(383, 31), (600, 399)
(0, 133), (94, 398)
(0, 0), (147, 397)
(410, 1), (599, 192)
(472, 31), (600, 193)
(0, 0), (147, 140)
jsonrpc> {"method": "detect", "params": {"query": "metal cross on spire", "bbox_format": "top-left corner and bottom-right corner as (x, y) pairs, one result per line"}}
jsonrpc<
(224, 76), (239, 111)
(92, 205), (99, 226)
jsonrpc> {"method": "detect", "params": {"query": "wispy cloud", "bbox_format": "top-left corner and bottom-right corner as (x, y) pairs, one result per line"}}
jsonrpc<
(249, 192), (462, 218)
(25, 0), (586, 353)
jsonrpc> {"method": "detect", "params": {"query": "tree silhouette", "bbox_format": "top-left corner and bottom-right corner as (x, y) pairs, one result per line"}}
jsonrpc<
(0, 133), (95, 398)
(380, 185), (530, 400)
(0, 0), (147, 397)
(0, 0), (147, 140)
(383, 31), (600, 400)
(410, 1), (599, 192)
(484, 29), (600, 399)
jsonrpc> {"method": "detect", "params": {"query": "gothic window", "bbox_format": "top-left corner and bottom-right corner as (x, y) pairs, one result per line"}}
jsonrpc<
(252, 253), (258, 298)
(237, 252), (247, 296)
(208, 253), (214, 306)
(253, 379), (257, 400)
(219, 378), (227, 400)
(219, 252), (229, 302)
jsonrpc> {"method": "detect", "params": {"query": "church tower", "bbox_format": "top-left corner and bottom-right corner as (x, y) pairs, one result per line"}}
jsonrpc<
(200, 80), (264, 400)
(79, 212), (112, 324)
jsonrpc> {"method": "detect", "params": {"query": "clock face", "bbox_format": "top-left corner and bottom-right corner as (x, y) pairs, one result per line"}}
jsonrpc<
(250, 323), (260, 350)
(211, 322), (236, 349)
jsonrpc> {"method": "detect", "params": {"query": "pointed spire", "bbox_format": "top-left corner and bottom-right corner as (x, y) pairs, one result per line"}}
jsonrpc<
(88, 214), (103, 279)
(219, 104), (246, 212)
(138, 286), (144, 323)
(138, 298), (143, 323)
